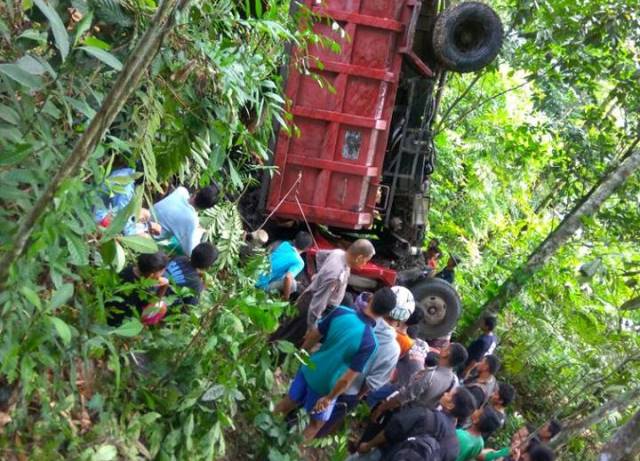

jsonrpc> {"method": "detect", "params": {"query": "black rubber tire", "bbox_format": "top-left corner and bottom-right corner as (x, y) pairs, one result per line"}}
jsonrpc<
(432, 2), (503, 73)
(410, 277), (461, 339)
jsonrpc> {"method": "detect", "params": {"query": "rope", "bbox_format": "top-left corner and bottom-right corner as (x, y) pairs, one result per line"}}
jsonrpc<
(255, 172), (303, 232)
(294, 190), (319, 249)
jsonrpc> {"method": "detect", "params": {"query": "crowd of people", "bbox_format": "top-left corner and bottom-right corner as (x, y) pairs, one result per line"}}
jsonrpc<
(260, 235), (560, 460)
(94, 170), (560, 460)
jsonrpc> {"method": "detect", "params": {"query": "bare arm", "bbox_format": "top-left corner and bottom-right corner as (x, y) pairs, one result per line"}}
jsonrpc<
(313, 369), (360, 412)
(301, 327), (322, 352)
(282, 273), (294, 300)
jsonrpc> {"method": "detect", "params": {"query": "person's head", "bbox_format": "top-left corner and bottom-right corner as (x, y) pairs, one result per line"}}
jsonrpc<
(479, 354), (500, 375)
(190, 242), (219, 270)
(440, 342), (468, 369)
(425, 351), (440, 367)
(538, 419), (562, 443)
(482, 316), (497, 333)
(440, 387), (476, 420)
(446, 255), (459, 269)
(137, 251), (169, 279)
(523, 445), (555, 461)
(387, 286), (415, 326)
(346, 239), (375, 269)
(293, 231), (313, 252)
(192, 184), (219, 210)
(428, 238), (440, 250)
(492, 382), (516, 408)
(365, 287), (396, 318)
(471, 406), (502, 436)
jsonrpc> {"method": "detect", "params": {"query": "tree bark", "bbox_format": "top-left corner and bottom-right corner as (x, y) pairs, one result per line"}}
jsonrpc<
(0, 0), (188, 287)
(459, 147), (640, 339)
(549, 386), (640, 450)
(598, 409), (640, 461)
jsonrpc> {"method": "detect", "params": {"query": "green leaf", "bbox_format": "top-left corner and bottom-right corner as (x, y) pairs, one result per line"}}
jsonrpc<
(0, 104), (20, 125)
(119, 235), (159, 253)
(21, 286), (42, 309)
(82, 35), (111, 50)
(114, 241), (126, 272)
(102, 188), (141, 240)
(67, 233), (89, 266)
(50, 283), (74, 310)
(74, 10), (94, 46)
(17, 29), (47, 44)
(50, 317), (72, 346)
(110, 319), (143, 337)
(16, 55), (47, 75)
(34, 0), (70, 61)
(0, 63), (43, 89)
(92, 444), (118, 461)
(80, 46), (123, 71)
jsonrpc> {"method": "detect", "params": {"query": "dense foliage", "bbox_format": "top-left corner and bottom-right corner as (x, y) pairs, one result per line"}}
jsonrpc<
(0, 0), (639, 460)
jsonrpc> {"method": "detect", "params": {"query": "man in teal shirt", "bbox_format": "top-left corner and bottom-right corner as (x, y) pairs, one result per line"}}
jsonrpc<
(256, 231), (312, 299)
(274, 287), (397, 441)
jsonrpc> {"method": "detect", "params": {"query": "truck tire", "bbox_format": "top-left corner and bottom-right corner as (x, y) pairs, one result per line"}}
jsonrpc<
(410, 278), (461, 339)
(432, 2), (503, 73)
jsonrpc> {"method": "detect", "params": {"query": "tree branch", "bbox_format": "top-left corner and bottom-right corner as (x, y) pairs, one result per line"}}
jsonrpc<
(0, 0), (189, 287)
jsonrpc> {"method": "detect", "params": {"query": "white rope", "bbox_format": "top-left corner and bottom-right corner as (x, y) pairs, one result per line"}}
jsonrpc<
(255, 171), (303, 231)
(294, 190), (319, 249)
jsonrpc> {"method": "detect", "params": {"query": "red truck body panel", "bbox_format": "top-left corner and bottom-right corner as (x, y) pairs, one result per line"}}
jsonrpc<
(267, 0), (424, 230)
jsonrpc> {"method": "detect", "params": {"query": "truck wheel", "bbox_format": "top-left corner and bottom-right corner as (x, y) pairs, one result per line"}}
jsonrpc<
(432, 2), (503, 73)
(410, 278), (461, 339)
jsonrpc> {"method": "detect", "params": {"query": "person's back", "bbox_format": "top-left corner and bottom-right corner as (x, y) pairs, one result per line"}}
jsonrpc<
(153, 185), (218, 255)
(165, 242), (218, 306)
(302, 306), (377, 396)
(383, 406), (459, 461)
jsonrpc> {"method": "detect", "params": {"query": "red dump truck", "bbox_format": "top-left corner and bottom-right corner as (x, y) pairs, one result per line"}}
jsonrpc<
(254, 0), (503, 339)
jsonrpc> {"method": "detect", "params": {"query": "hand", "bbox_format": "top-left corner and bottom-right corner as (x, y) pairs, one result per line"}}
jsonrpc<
(157, 276), (169, 287)
(149, 222), (162, 236)
(312, 396), (332, 414)
(357, 442), (372, 454)
(511, 447), (522, 460)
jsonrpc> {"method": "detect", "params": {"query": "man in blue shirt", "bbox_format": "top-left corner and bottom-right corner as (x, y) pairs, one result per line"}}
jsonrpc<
(274, 287), (397, 441)
(256, 231), (313, 299)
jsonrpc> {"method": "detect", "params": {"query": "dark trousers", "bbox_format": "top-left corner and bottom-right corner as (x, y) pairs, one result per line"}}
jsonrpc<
(269, 291), (313, 348)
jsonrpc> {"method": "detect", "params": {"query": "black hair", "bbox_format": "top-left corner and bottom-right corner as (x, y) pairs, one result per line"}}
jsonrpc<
(545, 419), (562, 439)
(527, 445), (555, 461)
(477, 406), (502, 435)
(370, 287), (397, 316)
(407, 325), (420, 339)
(137, 251), (168, 276)
(341, 292), (355, 309)
(467, 386), (486, 409)
(450, 387), (476, 419)
(293, 231), (313, 251)
(448, 343), (469, 369)
(190, 242), (218, 270)
(425, 351), (439, 367)
(497, 382), (516, 406)
(406, 306), (425, 326)
(483, 316), (497, 331)
(193, 185), (219, 209)
(484, 354), (501, 375)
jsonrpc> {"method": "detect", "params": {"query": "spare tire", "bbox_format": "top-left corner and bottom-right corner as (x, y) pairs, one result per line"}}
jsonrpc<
(433, 2), (503, 73)
(410, 277), (461, 339)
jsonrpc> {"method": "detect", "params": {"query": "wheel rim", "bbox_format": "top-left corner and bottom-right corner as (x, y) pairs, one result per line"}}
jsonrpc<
(419, 294), (447, 325)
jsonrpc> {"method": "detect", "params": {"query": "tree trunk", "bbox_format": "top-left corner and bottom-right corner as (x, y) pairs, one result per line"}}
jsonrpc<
(459, 147), (640, 339)
(549, 386), (640, 450)
(598, 409), (640, 461)
(0, 0), (188, 287)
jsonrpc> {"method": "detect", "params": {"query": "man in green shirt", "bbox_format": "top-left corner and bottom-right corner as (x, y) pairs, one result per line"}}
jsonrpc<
(456, 406), (502, 461)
